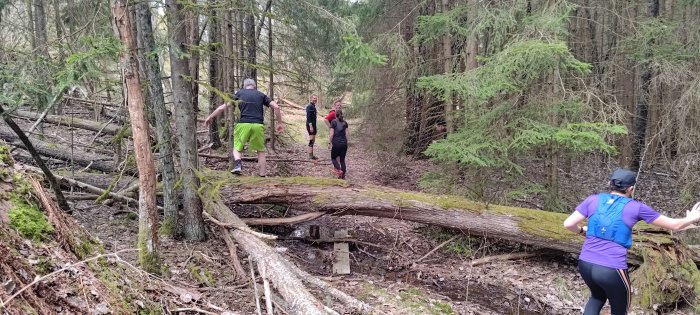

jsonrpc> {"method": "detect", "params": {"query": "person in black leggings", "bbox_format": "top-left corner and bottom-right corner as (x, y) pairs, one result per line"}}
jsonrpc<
(564, 168), (700, 314)
(328, 109), (348, 179)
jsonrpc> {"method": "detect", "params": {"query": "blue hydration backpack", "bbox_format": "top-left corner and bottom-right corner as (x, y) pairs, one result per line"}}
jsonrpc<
(586, 193), (633, 248)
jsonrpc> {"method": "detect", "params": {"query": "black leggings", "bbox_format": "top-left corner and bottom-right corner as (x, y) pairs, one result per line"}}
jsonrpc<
(330, 143), (347, 175)
(578, 260), (631, 315)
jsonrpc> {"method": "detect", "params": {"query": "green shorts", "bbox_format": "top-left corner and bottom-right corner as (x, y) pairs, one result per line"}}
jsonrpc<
(234, 123), (265, 153)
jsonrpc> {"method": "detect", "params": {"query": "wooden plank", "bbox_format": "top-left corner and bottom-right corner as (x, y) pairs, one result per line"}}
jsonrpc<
(332, 230), (350, 275)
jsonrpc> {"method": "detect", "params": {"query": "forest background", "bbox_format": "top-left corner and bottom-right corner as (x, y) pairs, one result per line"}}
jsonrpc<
(1, 0), (700, 313)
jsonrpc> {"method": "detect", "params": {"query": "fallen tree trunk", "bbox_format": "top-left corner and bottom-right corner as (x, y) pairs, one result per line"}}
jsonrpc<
(10, 109), (130, 136)
(201, 177), (372, 314)
(23, 165), (139, 205)
(0, 126), (123, 174)
(211, 173), (700, 311)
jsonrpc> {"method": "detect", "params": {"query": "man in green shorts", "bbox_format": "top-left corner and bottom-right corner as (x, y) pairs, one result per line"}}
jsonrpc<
(204, 78), (284, 176)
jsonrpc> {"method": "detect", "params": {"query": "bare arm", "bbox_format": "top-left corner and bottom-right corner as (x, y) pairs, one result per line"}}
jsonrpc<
(204, 103), (230, 126)
(563, 211), (587, 234)
(329, 128), (334, 146)
(270, 100), (283, 124)
(648, 201), (700, 231)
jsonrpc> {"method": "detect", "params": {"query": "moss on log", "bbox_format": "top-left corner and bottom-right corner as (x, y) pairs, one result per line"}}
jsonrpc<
(208, 171), (700, 312)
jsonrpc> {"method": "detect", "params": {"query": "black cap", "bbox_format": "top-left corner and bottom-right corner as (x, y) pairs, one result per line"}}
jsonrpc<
(610, 168), (636, 188)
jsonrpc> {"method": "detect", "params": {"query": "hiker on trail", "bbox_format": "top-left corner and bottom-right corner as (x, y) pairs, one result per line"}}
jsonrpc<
(563, 168), (700, 315)
(305, 95), (319, 160)
(204, 78), (284, 177)
(323, 99), (342, 128)
(329, 109), (348, 179)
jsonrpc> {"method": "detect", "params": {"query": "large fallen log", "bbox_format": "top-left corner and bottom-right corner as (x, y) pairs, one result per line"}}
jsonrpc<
(0, 126), (122, 173)
(10, 109), (130, 136)
(211, 173), (700, 311)
(201, 176), (372, 314)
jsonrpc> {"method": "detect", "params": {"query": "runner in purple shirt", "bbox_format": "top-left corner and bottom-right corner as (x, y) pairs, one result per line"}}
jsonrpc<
(563, 168), (700, 315)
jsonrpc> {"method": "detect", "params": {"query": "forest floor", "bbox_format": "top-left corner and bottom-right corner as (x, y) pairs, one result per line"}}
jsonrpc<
(7, 101), (697, 314)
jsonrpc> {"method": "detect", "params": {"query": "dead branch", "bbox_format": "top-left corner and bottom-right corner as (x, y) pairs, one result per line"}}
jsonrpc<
(242, 212), (326, 226)
(470, 251), (554, 267)
(23, 165), (138, 205)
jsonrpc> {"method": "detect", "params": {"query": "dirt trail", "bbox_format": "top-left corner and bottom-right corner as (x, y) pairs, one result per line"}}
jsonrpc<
(62, 104), (691, 314)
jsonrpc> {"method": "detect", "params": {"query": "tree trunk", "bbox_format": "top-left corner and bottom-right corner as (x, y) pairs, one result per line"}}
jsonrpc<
(9, 109), (129, 135)
(244, 0), (256, 80)
(441, 0), (453, 133)
(202, 179), (372, 314)
(165, 0), (205, 241)
(111, 0), (160, 273)
(188, 0), (200, 112)
(135, 0), (179, 236)
(267, 8), (275, 151)
(33, 0), (48, 58)
(212, 174), (700, 310)
(26, 0), (36, 50)
(631, 0), (660, 171)
(207, 0), (222, 149)
(0, 126), (129, 174)
(53, 0), (65, 64)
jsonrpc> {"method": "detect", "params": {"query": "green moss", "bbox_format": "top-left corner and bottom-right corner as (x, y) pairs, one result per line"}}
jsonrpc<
(187, 263), (213, 286)
(489, 205), (577, 242)
(367, 189), (487, 211)
(159, 217), (176, 236)
(34, 257), (53, 275)
(8, 197), (53, 242)
(0, 144), (12, 165)
(89, 259), (131, 312)
(126, 212), (138, 221)
(234, 175), (350, 187)
(632, 246), (700, 311)
(11, 173), (34, 198)
(75, 236), (103, 259)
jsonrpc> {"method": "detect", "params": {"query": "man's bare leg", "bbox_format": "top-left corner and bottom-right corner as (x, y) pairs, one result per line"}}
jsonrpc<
(257, 151), (266, 176)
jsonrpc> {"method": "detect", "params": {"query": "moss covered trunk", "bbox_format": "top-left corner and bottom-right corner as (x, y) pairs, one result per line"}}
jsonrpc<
(214, 174), (700, 311)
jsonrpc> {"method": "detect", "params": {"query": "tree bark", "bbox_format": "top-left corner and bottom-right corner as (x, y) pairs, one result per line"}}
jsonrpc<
(10, 109), (129, 136)
(33, 0), (48, 58)
(267, 8), (275, 151)
(244, 0), (256, 80)
(0, 126), (126, 174)
(188, 0), (201, 112)
(26, 0), (36, 50)
(112, 0), (160, 273)
(207, 0), (222, 149)
(135, 0), (179, 236)
(631, 0), (660, 171)
(165, 0), (205, 241)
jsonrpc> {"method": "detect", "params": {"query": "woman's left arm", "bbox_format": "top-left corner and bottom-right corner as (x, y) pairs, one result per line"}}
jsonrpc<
(563, 211), (587, 234)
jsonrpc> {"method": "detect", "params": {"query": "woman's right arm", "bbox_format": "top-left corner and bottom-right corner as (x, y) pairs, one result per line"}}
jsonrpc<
(651, 202), (700, 231)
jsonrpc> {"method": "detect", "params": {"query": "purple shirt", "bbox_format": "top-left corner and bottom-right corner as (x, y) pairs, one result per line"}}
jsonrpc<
(576, 194), (661, 269)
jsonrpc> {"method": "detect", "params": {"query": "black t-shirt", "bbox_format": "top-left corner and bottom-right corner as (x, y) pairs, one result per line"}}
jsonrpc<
(330, 120), (348, 145)
(305, 103), (317, 125)
(235, 89), (272, 124)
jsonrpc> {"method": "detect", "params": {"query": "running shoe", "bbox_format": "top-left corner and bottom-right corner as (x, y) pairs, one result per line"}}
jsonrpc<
(231, 160), (242, 174)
